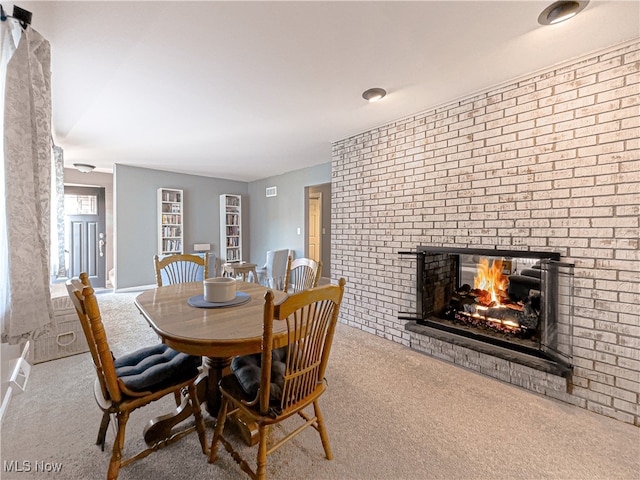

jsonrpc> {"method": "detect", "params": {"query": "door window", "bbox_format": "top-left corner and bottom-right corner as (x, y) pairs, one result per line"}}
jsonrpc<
(64, 194), (98, 215)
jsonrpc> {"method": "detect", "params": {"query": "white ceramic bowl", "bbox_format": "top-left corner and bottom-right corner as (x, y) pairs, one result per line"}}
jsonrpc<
(204, 277), (236, 303)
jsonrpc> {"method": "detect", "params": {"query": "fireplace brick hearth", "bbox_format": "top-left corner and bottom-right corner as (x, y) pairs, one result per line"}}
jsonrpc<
(331, 40), (639, 426)
(406, 321), (574, 402)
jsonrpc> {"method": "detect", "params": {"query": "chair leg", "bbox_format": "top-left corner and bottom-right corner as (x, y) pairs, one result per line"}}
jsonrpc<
(107, 411), (129, 480)
(97, 411), (111, 451)
(208, 397), (229, 463)
(187, 383), (208, 454)
(313, 400), (333, 460)
(173, 389), (182, 407)
(256, 424), (268, 480)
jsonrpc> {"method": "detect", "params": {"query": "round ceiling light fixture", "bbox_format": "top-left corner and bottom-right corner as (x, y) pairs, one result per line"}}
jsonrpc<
(73, 163), (96, 173)
(362, 87), (387, 102)
(538, 0), (589, 25)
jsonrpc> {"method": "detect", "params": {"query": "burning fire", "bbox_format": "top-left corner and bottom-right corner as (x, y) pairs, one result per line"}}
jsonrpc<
(444, 257), (528, 336)
(473, 258), (508, 306)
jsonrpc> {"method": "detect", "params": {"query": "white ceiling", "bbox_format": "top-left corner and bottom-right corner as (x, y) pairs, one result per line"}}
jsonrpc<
(9, 1), (640, 182)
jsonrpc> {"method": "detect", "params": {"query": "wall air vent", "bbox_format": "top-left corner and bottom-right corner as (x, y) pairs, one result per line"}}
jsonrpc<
(266, 186), (277, 197)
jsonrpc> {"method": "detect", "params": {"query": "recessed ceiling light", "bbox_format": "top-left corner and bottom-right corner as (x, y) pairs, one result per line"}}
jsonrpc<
(73, 163), (96, 173)
(538, 1), (589, 25)
(362, 88), (387, 102)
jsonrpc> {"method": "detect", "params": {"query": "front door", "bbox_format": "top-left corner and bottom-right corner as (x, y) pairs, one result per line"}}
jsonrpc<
(64, 186), (106, 287)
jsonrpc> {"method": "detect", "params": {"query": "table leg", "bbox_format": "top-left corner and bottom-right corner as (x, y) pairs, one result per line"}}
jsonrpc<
(201, 356), (231, 415)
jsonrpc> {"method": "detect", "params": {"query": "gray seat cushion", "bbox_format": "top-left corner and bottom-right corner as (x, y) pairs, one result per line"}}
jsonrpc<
(114, 343), (201, 393)
(231, 347), (287, 403)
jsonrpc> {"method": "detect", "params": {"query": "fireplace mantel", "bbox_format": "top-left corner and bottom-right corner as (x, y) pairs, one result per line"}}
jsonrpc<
(414, 246), (561, 261)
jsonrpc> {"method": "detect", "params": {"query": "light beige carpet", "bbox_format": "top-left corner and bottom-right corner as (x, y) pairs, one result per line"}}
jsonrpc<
(1, 291), (638, 480)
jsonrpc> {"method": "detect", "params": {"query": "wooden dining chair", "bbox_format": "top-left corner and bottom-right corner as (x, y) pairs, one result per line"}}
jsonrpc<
(66, 273), (207, 480)
(154, 252), (209, 287)
(283, 255), (322, 293)
(209, 278), (346, 480)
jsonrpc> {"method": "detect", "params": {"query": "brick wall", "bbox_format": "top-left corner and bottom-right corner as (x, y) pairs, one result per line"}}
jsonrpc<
(331, 40), (639, 426)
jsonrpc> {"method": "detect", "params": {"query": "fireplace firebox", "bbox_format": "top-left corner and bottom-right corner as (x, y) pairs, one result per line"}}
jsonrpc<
(400, 247), (574, 375)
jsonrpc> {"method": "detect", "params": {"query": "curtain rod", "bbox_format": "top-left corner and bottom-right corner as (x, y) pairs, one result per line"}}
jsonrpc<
(0, 4), (32, 29)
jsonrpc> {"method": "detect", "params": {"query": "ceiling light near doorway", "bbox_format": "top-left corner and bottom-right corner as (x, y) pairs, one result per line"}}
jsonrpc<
(538, 1), (589, 25)
(73, 163), (95, 173)
(362, 88), (387, 102)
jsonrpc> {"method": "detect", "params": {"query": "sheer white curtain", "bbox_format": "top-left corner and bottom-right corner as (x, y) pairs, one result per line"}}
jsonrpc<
(51, 144), (65, 280)
(0, 17), (54, 344)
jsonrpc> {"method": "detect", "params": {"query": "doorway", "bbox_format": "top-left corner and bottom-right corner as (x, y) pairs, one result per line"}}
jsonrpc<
(308, 193), (322, 263)
(64, 186), (106, 287)
(305, 183), (331, 280)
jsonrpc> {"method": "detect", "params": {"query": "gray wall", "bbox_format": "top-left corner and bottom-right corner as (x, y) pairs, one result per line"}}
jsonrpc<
(114, 164), (247, 289)
(248, 163), (331, 268)
(114, 162), (330, 289)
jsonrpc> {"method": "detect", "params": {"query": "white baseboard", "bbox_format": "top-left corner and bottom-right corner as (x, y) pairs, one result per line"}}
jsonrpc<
(113, 284), (156, 293)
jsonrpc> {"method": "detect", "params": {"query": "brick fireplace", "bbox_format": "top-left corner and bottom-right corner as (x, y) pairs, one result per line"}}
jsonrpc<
(331, 40), (639, 426)
(402, 246), (573, 365)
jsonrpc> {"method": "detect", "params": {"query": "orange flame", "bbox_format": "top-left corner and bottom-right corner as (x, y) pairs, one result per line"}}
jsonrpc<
(474, 258), (508, 306)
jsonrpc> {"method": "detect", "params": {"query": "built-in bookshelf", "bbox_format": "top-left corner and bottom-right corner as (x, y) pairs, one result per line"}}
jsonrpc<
(158, 188), (183, 255)
(220, 194), (242, 262)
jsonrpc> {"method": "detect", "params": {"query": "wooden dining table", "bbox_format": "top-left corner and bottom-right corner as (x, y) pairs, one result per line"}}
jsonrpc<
(135, 280), (287, 446)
